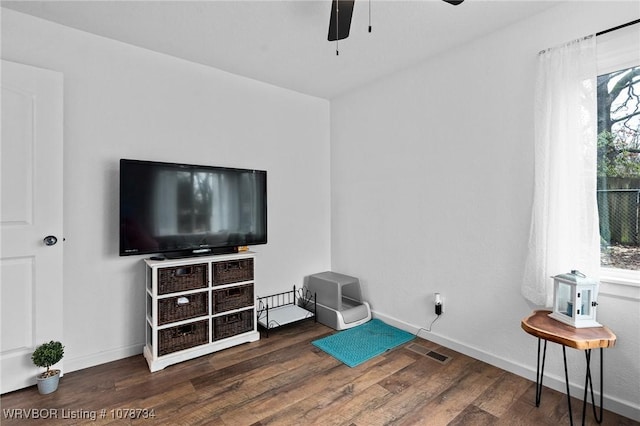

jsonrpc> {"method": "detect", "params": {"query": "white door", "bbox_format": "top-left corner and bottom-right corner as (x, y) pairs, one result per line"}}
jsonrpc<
(1, 60), (64, 393)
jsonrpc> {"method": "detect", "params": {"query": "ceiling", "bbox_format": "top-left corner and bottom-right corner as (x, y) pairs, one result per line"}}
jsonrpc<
(1, 0), (562, 99)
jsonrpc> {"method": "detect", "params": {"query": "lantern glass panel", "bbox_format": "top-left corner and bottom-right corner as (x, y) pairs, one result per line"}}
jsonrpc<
(578, 289), (593, 317)
(557, 281), (572, 316)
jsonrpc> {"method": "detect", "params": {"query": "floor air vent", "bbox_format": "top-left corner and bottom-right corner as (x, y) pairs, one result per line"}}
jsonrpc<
(406, 343), (451, 364)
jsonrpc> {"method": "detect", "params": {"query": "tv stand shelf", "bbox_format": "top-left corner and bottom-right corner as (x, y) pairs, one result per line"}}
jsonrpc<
(143, 251), (259, 372)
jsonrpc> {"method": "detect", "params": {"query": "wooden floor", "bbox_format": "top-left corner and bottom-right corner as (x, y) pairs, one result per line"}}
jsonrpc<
(1, 321), (638, 426)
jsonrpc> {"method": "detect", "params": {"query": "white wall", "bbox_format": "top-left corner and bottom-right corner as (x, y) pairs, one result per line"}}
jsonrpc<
(1, 9), (331, 371)
(330, 1), (639, 420)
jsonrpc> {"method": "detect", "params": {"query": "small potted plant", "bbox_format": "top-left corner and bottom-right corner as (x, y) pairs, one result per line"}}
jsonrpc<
(31, 341), (64, 394)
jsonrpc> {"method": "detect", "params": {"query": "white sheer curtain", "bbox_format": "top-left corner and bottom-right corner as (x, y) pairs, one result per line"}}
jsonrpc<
(522, 35), (600, 307)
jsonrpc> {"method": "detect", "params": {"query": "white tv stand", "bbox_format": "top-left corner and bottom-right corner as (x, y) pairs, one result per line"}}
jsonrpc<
(143, 251), (259, 372)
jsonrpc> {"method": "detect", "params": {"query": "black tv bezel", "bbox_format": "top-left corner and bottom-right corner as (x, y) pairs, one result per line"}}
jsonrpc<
(119, 158), (267, 258)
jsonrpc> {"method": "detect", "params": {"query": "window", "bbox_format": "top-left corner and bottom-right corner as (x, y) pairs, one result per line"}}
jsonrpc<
(597, 26), (640, 272)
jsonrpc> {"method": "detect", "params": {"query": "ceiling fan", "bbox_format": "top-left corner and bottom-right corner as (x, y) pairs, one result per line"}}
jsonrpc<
(328, 0), (465, 42)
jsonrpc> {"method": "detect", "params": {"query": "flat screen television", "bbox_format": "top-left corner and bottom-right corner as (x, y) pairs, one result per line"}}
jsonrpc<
(119, 159), (267, 257)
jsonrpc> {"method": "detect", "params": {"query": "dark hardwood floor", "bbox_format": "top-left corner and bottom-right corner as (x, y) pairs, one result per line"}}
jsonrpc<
(1, 321), (637, 425)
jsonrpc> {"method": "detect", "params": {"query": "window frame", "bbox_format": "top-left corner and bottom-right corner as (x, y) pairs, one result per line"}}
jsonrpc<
(596, 25), (640, 292)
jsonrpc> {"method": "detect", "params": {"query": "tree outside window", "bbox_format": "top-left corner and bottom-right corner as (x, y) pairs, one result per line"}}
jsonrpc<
(597, 65), (640, 270)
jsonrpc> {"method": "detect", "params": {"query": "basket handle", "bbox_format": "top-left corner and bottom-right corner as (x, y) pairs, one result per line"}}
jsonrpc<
(223, 261), (241, 271)
(173, 324), (195, 337)
(175, 267), (194, 276)
(176, 296), (190, 306)
(223, 314), (241, 324)
(227, 288), (242, 297)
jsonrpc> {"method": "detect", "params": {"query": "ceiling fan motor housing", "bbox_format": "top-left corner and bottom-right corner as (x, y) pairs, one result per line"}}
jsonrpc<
(328, 0), (464, 42)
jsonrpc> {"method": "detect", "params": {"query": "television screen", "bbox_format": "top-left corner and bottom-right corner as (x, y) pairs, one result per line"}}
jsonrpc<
(119, 159), (267, 257)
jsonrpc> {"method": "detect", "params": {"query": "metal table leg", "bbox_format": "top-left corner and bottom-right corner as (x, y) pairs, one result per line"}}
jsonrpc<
(535, 338), (548, 407)
(582, 348), (604, 424)
(537, 342), (605, 426)
(562, 345), (574, 426)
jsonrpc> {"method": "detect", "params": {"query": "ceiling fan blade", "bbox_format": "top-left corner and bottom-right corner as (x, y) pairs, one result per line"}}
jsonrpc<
(442, 0), (464, 5)
(328, 0), (355, 41)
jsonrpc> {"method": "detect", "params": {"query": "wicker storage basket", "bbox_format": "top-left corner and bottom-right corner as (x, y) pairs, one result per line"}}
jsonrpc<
(158, 320), (209, 356)
(158, 264), (208, 295)
(213, 259), (253, 286)
(213, 309), (254, 341)
(213, 284), (254, 314)
(158, 292), (209, 325)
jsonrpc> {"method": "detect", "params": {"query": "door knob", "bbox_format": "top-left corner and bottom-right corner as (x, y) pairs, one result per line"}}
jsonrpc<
(43, 235), (58, 246)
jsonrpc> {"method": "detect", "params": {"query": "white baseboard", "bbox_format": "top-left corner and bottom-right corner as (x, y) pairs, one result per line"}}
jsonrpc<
(372, 311), (640, 422)
(64, 344), (143, 374)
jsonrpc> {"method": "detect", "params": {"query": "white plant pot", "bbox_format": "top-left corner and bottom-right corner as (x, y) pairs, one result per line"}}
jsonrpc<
(36, 370), (60, 395)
